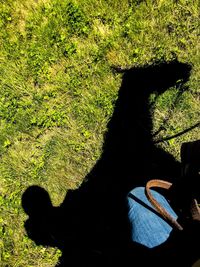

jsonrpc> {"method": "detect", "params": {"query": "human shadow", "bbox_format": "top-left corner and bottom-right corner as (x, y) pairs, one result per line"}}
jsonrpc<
(22, 60), (194, 266)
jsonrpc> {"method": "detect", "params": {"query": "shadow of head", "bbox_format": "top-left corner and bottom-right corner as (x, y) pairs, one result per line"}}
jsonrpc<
(110, 60), (192, 134)
(116, 60), (191, 95)
(22, 185), (53, 216)
(21, 186), (56, 246)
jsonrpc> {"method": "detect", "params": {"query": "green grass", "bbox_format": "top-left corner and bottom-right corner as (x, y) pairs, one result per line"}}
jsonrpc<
(0, 0), (199, 266)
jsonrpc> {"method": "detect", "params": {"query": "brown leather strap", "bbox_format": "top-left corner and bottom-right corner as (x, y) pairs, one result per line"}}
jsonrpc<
(191, 199), (200, 221)
(145, 179), (183, 230)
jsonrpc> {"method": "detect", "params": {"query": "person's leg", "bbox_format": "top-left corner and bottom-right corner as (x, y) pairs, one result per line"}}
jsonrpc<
(127, 187), (178, 248)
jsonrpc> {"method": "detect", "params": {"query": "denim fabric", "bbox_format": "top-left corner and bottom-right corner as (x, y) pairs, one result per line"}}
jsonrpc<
(127, 187), (178, 248)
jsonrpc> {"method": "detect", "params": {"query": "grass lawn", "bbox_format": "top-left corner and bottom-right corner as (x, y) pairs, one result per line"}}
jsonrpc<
(0, 0), (199, 266)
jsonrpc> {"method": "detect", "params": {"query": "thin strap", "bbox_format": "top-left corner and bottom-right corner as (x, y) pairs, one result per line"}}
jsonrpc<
(191, 199), (200, 221)
(145, 179), (183, 230)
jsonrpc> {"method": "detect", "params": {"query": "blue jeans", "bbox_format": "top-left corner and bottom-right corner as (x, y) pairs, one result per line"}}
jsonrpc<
(127, 187), (178, 248)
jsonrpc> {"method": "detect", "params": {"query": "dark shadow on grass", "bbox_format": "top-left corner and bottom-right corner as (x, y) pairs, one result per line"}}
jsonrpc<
(22, 60), (199, 266)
